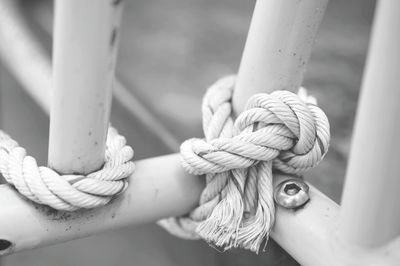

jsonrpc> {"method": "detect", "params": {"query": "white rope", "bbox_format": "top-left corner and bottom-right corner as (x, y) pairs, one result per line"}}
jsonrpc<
(159, 76), (330, 253)
(0, 126), (135, 211)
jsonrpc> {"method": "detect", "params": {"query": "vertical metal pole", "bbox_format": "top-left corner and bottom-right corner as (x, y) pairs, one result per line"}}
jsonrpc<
(233, 0), (329, 113)
(0, 65), (4, 133)
(49, 0), (123, 174)
(0, 65), (3, 266)
(339, 0), (400, 248)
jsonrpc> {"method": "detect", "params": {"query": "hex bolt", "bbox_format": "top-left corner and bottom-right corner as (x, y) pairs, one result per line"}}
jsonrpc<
(274, 179), (310, 209)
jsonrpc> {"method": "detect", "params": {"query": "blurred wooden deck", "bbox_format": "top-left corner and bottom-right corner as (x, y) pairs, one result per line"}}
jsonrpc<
(1, 0), (375, 265)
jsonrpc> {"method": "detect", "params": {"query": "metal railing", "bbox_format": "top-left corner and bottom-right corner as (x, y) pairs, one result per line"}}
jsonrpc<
(0, 0), (399, 265)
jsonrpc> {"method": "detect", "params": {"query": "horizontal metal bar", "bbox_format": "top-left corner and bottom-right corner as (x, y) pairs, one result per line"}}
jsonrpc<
(0, 155), (399, 265)
(0, 154), (203, 255)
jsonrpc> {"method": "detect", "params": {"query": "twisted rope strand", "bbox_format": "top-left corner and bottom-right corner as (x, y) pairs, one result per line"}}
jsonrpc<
(159, 75), (330, 253)
(0, 126), (134, 211)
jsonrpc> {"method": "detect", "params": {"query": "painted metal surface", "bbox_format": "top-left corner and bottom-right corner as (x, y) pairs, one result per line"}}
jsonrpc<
(0, 154), (204, 255)
(339, 0), (400, 248)
(0, 0), (335, 263)
(0, 164), (397, 264)
(0, 0), (399, 265)
(49, 0), (123, 174)
(233, 0), (329, 113)
(273, 175), (400, 266)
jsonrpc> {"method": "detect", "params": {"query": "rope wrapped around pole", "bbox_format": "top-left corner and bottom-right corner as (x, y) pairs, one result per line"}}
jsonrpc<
(159, 76), (330, 253)
(0, 127), (135, 211)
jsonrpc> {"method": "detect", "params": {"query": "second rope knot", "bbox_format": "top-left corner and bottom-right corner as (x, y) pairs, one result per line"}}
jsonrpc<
(175, 75), (330, 252)
(181, 76), (329, 176)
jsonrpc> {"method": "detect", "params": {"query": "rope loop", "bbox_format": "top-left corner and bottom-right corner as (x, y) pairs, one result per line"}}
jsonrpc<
(159, 75), (330, 253)
(0, 126), (134, 211)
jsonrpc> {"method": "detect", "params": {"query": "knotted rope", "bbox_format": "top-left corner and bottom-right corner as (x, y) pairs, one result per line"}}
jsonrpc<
(0, 126), (134, 211)
(159, 76), (330, 252)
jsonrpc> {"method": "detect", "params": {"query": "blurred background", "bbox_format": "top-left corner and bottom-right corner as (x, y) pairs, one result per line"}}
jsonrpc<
(0, 0), (375, 265)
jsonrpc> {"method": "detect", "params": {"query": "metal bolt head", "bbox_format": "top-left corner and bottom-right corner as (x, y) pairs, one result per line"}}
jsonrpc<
(274, 179), (310, 209)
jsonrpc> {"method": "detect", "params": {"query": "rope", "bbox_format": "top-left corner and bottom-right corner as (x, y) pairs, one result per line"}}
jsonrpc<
(0, 126), (135, 211)
(159, 76), (330, 253)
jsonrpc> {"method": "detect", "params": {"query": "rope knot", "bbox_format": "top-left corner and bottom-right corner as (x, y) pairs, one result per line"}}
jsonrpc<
(182, 77), (329, 176)
(0, 126), (134, 211)
(161, 75), (330, 253)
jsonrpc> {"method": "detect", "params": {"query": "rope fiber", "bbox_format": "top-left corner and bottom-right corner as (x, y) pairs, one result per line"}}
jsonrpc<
(0, 126), (135, 211)
(159, 76), (330, 253)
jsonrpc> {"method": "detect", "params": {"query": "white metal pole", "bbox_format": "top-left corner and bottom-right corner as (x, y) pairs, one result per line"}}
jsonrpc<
(48, 0), (123, 174)
(1, 156), (399, 265)
(0, 154), (205, 255)
(339, 0), (400, 248)
(0, 0), (180, 153)
(233, 0), (329, 113)
(0, 63), (4, 266)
